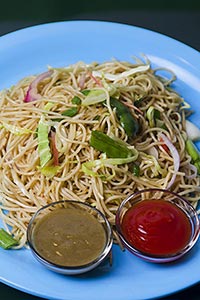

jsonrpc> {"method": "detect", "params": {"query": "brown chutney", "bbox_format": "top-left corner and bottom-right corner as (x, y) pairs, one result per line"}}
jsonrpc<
(32, 205), (107, 267)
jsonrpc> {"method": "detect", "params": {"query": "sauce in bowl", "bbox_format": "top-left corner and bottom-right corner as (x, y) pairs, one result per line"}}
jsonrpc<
(115, 189), (200, 263)
(121, 199), (192, 256)
(33, 207), (106, 266)
(27, 201), (113, 274)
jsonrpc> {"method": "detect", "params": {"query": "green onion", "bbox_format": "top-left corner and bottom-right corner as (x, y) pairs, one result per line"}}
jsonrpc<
(194, 161), (200, 173)
(146, 106), (160, 128)
(186, 139), (200, 174)
(134, 96), (148, 107)
(71, 96), (81, 105)
(81, 89), (90, 96)
(186, 139), (200, 162)
(61, 107), (78, 117)
(132, 164), (140, 176)
(0, 228), (18, 249)
(109, 97), (139, 138)
(93, 115), (100, 121)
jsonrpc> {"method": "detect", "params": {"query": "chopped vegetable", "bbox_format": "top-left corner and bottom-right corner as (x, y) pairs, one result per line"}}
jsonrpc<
(185, 163), (198, 180)
(61, 107), (78, 117)
(40, 163), (60, 178)
(0, 228), (18, 249)
(88, 71), (103, 86)
(132, 164), (140, 176)
(50, 131), (59, 166)
(194, 161), (200, 175)
(147, 146), (159, 160)
(185, 120), (200, 141)
(146, 106), (160, 128)
(159, 133), (180, 188)
(141, 152), (166, 177)
(134, 96), (148, 107)
(82, 156), (138, 178)
(54, 107), (79, 122)
(90, 130), (136, 158)
(0, 122), (32, 135)
(81, 89), (107, 106)
(43, 102), (54, 112)
(71, 96), (82, 105)
(186, 139), (200, 174)
(109, 97), (139, 138)
(186, 139), (200, 162)
(37, 103), (61, 177)
(37, 116), (51, 168)
(24, 70), (53, 102)
(81, 89), (90, 96)
(92, 65), (150, 81)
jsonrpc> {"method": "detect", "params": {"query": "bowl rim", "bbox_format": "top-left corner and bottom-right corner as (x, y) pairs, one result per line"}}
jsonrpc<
(115, 188), (200, 262)
(27, 200), (113, 271)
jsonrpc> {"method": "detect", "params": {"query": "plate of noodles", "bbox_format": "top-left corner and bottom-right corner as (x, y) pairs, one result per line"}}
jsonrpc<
(0, 20), (200, 300)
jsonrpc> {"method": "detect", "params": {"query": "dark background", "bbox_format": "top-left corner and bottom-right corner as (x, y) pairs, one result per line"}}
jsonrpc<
(0, 0), (200, 52)
(0, 0), (200, 299)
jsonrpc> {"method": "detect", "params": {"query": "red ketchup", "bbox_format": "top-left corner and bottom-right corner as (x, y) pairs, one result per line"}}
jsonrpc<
(121, 199), (192, 256)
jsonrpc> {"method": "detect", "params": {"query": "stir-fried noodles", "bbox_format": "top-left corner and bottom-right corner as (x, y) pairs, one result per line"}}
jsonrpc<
(0, 57), (199, 248)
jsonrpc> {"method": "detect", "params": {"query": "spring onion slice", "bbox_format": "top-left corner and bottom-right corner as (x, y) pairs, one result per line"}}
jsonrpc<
(0, 228), (18, 249)
(185, 139), (200, 174)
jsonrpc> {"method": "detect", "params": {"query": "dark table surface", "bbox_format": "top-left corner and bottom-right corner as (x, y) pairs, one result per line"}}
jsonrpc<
(0, 6), (200, 300)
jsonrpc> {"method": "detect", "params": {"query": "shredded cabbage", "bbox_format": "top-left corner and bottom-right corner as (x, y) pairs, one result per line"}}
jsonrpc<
(82, 155), (138, 178)
(92, 65), (149, 81)
(0, 122), (33, 135)
(37, 115), (51, 168)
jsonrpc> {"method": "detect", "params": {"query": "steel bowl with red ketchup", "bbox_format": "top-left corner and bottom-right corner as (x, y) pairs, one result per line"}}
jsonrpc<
(115, 189), (200, 263)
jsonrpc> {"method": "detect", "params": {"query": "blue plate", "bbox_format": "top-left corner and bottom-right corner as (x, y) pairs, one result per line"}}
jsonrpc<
(0, 21), (200, 300)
